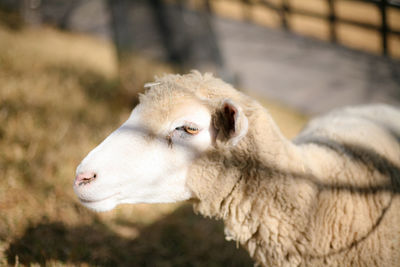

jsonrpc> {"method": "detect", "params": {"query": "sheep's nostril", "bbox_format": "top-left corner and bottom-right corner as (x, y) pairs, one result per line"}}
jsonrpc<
(75, 172), (97, 186)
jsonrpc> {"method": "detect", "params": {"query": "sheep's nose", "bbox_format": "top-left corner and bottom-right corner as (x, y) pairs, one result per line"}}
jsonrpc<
(75, 172), (97, 186)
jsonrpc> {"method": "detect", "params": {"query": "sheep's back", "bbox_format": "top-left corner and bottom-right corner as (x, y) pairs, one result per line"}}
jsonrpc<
(295, 104), (400, 164)
(292, 104), (400, 266)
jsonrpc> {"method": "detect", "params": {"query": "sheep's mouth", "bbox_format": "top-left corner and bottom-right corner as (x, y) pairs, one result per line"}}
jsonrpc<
(78, 192), (120, 204)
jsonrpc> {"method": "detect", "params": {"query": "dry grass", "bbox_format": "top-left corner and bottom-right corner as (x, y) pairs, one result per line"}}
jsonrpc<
(0, 22), (306, 266)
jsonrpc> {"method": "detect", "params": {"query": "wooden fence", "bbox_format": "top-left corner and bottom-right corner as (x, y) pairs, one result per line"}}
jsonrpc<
(201, 0), (400, 58)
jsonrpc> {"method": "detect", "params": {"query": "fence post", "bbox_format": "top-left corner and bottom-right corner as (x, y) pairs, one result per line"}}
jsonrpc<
(379, 0), (388, 56)
(281, 0), (290, 31)
(327, 0), (337, 42)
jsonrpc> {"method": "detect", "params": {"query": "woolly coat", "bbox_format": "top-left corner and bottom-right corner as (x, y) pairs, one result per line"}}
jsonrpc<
(153, 72), (400, 267)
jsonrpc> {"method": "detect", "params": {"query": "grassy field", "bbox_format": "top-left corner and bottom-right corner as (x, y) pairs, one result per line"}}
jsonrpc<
(0, 22), (307, 266)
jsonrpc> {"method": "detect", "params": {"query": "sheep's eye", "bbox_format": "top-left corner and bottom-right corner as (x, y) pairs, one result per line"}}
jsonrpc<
(184, 125), (199, 135)
(175, 125), (199, 135)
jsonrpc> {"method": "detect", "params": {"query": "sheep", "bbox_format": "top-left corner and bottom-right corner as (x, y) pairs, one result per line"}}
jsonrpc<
(74, 71), (400, 266)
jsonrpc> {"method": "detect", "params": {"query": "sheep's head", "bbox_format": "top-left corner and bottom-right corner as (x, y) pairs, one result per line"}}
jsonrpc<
(74, 72), (249, 211)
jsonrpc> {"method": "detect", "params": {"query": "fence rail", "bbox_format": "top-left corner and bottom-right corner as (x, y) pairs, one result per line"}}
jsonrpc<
(207, 0), (400, 56)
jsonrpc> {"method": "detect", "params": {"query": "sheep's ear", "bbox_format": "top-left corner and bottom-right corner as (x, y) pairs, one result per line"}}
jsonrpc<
(213, 99), (248, 146)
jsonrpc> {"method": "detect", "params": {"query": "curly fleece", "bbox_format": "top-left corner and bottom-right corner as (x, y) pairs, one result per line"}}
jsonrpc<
(151, 71), (400, 267)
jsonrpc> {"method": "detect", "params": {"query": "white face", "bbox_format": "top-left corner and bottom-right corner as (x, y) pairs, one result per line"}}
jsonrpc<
(74, 102), (213, 212)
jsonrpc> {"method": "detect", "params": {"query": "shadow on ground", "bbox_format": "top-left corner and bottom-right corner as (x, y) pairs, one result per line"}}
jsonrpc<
(6, 205), (253, 267)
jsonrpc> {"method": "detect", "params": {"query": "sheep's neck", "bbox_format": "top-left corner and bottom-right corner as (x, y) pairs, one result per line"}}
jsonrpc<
(190, 110), (318, 266)
(221, 134), (318, 265)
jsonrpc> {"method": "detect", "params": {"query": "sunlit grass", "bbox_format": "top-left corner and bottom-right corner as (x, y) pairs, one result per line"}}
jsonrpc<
(0, 24), (185, 266)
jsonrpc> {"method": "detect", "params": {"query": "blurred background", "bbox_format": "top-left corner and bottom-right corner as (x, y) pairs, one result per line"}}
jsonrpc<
(0, 0), (399, 266)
